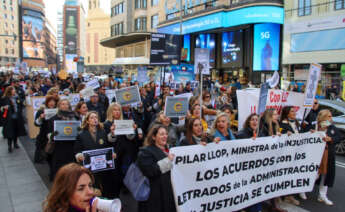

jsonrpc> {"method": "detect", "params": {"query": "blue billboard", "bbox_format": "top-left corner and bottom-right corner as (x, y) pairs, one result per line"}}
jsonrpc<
(195, 33), (216, 68)
(158, 6), (284, 35)
(222, 30), (243, 67)
(253, 23), (281, 71)
(181, 35), (191, 62)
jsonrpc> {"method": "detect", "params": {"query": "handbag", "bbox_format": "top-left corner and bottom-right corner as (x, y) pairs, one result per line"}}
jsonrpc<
(123, 163), (150, 201)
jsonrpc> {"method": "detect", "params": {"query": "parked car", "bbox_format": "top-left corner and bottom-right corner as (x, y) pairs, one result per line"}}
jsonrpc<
(318, 99), (345, 155)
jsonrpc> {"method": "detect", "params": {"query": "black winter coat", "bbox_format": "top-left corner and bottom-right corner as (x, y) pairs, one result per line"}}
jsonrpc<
(74, 128), (120, 198)
(0, 96), (26, 139)
(137, 145), (176, 212)
(280, 120), (300, 134)
(236, 127), (255, 139)
(34, 107), (52, 149)
(86, 101), (106, 122)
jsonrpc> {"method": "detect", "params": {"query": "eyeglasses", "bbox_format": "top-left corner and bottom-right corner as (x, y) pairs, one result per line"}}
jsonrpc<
(314, 102), (318, 105)
(205, 96), (211, 98)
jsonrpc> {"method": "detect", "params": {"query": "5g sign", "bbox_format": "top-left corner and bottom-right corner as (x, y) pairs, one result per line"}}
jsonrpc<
(260, 31), (270, 39)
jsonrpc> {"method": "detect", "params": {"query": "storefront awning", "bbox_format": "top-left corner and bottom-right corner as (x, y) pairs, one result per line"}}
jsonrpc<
(112, 57), (150, 65)
(100, 32), (151, 48)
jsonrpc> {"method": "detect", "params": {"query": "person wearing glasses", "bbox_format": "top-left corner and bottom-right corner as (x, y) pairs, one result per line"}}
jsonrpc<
(302, 100), (320, 132)
(202, 91), (217, 127)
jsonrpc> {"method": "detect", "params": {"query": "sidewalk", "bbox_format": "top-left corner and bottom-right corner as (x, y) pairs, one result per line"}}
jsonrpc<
(0, 134), (48, 212)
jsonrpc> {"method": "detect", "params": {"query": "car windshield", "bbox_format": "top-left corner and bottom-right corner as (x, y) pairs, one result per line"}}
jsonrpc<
(318, 105), (345, 117)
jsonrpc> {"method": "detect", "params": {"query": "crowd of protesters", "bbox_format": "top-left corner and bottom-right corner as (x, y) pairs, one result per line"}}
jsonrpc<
(0, 70), (340, 212)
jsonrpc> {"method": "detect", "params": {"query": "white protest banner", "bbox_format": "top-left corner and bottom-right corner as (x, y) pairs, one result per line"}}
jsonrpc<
(69, 94), (81, 106)
(266, 71), (280, 88)
(114, 120), (135, 135)
(115, 86), (141, 106)
(170, 132), (325, 212)
(80, 87), (95, 99)
(83, 147), (115, 172)
(155, 82), (161, 98)
(105, 89), (116, 102)
(194, 48), (210, 75)
(175, 92), (193, 100)
(237, 89), (306, 130)
(164, 96), (189, 117)
(304, 63), (321, 107)
(32, 97), (46, 110)
(44, 108), (58, 120)
(86, 79), (100, 89)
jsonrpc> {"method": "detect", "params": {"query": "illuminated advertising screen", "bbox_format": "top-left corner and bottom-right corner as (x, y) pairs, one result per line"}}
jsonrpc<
(22, 15), (44, 59)
(222, 30), (243, 67)
(65, 54), (77, 73)
(181, 35), (190, 62)
(253, 23), (281, 71)
(195, 33), (215, 68)
(150, 33), (181, 65)
(65, 7), (78, 54)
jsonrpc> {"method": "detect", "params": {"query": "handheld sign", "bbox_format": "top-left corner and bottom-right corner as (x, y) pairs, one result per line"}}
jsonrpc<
(164, 96), (189, 117)
(86, 79), (100, 89)
(83, 147), (115, 173)
(80, 87), (95, 99)
(54, 120), (81, 141)
(303, 63), (321, 108)
(114, 120), (135, 135)
(115, 86), (141, 106)
(44, 109), (58, 120)
(194, 48), (210, 75)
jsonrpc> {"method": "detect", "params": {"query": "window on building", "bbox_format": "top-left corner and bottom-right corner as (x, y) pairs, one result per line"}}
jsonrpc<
(111, 7), (114, 16)
(151, 0), (158, 6)
(5, 40), (8, 44)
(298, 0), (311, 16)
(11, 15), (14, 20)
(4, 14), (7, 19)
(135, 0), (147, 9)
(151, 14), (158, 29)
(335, 0), (345, 10)
(135, 17), (147, 31)
(5, 49), (8, 54)
(11, 49), (14, 54)
(111, 25), (115, 36)
(114, 22), (124, 36)
(3, 5), (6, 9)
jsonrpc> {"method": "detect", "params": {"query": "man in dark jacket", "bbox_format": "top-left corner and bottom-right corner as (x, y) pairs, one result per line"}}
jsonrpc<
(302, 99), (320, 132)
(86, 93), (106, 122)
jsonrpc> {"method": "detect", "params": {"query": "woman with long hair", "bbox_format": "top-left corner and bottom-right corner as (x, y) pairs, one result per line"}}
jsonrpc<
(47, 99), (79, 181)
(180, 118), (214, 146)
(210, 112), (236, 141)
(74, 111), (118, 198)
(0, 86), (26, 153)
(74, 101), (88, 121)
(34, 95), (59, 163)
(236, 113), (259, 139)
(190, 104), (208, 131)
(137, 125), (176, 212)
(314, 109), (340, 205)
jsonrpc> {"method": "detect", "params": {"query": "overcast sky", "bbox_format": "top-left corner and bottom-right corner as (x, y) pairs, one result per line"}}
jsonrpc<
(44, 0), (110, 32)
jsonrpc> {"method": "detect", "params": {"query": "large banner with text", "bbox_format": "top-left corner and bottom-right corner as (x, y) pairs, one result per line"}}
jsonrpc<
(170, 132), (325, 212)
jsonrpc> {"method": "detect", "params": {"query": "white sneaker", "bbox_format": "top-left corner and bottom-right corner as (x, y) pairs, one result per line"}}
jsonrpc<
(299, 192), (307, 200)
(318, 195), (333, 205)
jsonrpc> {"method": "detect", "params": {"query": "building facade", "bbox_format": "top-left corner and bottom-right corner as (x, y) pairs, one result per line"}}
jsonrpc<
(283, 0), (345, 96)
(85, 0), (116, 73)
(44, 19), (57, 70)
(0, 0), (20, 68)
(63, 0), (86, 73)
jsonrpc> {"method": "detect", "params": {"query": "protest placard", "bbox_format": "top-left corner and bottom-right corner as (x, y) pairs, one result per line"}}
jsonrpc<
(86, 79), (100, 89)
(80, 87), (95, 99)
(170, 132), (325, 212)
(54, 120), (81, 141)
(115, 86), (141, 106)
(237, 89), (306, 130)
(114, 120), (135, 135)
(83, 147), (115, 172)
(105, 89), (116, 102)
(44, 108), (58, 120)
(304, 63), (321, 107)
(164, 96), (189, 117)
(194, 48), (210, 75)
(32, 97), (46, 110)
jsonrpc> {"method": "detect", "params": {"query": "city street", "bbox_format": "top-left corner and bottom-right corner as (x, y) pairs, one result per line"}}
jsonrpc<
(18, 134), (345, 212)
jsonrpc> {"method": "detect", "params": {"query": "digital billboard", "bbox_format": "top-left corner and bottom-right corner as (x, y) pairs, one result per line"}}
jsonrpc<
(65, 7), (78, 54)
(181, 34), (191, 62)
(253, 23), (281, 71)
(65, 54), (77, 73)
(222, 30), (243, 67)
(150, 33), (181, 65)
(195, 33), (216, 68)
(22, 15), (44, 59)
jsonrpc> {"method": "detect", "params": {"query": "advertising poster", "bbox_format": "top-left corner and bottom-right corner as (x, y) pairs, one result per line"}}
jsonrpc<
(164, 96), (189, 117)
(195, 33), (216, 68)
(170, 64), (195, 84)
(194, 48), (210, 75)
(115, 86), (141, 106)
(222, 30), (243, 67)
(253, 23), (281, 71)
(22, 15), (45, 59)
(137, 66), (149, 84)
(150, 33), (181, 65)
(65, 7), (78, 54)
(65, 54), (77, 73)
(83, 147), (115, 173)
(54, 120), (81, 141)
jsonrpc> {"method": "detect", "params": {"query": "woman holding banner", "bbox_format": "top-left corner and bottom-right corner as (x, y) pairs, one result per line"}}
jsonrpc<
(314, 109), (340, 206)
(104, 103), (141, 193)
(211, 112), (236, 141)
(137, 124), (176, 212)
(47, 99), (79, 181)
(34, 95), (59, 163)
(258, 108), (287, 212)
(74, 111), (118, 198)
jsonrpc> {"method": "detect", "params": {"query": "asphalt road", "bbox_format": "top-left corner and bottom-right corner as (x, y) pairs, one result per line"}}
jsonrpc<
(20, 135), (345, 212)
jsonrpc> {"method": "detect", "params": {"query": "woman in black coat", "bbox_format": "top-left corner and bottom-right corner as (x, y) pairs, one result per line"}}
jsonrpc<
(34, 95), (59, 163)
(180, 117), (213, 146)
(280, 106), (300, 135)
(0, 86), (26, 153)
(47, 99), (80, 181)
(314, 109), (341, 206)
(137, 124), (176, 212)
(236, 113), (259, 139)
(74, 111), (118, 198)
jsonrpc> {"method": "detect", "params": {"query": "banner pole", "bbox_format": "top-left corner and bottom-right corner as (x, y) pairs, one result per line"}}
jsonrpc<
(200, 72), (203, 118)
(300, 108), (307, 131)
